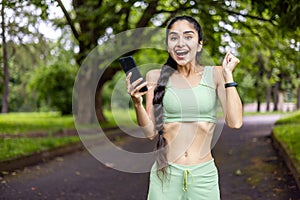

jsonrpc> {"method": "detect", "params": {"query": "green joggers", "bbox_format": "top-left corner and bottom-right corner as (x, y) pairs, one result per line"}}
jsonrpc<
(147, 159), (220, 200)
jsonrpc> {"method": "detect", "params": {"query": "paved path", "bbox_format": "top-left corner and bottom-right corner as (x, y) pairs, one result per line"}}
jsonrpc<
(1, 115), (299, 200)
(214, 115), (299, 200)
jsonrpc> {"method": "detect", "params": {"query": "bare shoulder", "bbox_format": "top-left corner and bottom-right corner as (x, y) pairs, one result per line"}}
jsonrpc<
(212, 66), (224, 85)
(146, 69), (161, 84)
(212, 66), (223, 76)
(213, 66), (223, 73)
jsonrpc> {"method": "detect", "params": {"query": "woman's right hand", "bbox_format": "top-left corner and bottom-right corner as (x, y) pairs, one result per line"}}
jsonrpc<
(126, 72), (151, 105)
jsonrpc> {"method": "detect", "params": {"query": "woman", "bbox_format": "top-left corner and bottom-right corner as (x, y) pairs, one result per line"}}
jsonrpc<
(126, 16), (242, 200)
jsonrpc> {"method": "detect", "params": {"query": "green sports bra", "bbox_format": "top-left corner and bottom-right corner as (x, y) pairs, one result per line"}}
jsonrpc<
(162, 66), (217, 123)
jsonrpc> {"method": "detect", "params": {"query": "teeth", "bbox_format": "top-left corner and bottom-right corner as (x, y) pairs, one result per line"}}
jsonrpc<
(175, 50), (188, 56)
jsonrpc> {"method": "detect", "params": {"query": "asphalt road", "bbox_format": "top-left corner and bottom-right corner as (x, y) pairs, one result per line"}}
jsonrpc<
(0, 115), (299, 200)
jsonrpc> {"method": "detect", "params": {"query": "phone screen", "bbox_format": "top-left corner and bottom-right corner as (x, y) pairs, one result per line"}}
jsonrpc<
(119, 56), (148, 92)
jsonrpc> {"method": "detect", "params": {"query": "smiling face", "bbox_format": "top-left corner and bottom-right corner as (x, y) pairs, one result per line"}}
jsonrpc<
(167, 20), (202, 67)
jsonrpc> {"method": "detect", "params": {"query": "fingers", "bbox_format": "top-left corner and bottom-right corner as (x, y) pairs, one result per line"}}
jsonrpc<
(226, 51), (240, 64)
(132, 78), (143, 88)
(230, 55), (240, 64)
(126, 72), (142, 94)
(126, 72), (143, 88)
(126, 72), (153, 98)
(130, 80), (149, 95)
(126, 72), (132, 82)
(126, 72), (143, 87)
(127, 78), (147, 96)
(138, 85), (153, 96)
(225, 51), (231, 63)
(135, 81), (147, 91)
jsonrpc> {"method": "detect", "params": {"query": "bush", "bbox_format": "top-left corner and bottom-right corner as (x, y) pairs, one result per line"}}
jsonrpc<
(28, 62), (78, 115)
(273, 110), (300, 162)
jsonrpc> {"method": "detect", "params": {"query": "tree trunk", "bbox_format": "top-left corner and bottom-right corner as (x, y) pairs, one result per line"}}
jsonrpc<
(256, 98), (261, 112)
(95, 66), (121, 123)
(278, 91), (284, 111)
(273, 82), (279, 111)
(74, 64), (98, 124)
(297, 82), (300, 109)
(60, 0), (163, 123)
(1, 0), (9, 113)
(254, 54), (264, 113)
(266, 86), (272, 111)
(95, 81), (106, 122)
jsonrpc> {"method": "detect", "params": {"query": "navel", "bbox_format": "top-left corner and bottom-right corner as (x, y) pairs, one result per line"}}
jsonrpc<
(184, 151), (188, 157)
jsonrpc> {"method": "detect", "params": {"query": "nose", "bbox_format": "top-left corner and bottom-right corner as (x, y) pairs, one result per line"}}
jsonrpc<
(177, 36), (185, 47)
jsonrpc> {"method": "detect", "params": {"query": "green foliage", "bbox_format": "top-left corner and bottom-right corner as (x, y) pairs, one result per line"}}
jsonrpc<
(1, 0), (300, 116)
(27, 58), (78, 115)
(101, 108), (137, 128)
(0, 137), (79, 161)
(0, 110), (136, 134)
(6, 40), (54, 112)
(275, 110), (300, 125)
(0, 110), (135, 161)
(102, 71), (127, 109)
(273, 111), (300, 163)
(0, 112), (74, 134)
(231, 1), (299, 105)
(251, 0), (300, 32)
(0, 111), (76, 161)
(273, 125), (300, 162)
(243, 111), (285, 116)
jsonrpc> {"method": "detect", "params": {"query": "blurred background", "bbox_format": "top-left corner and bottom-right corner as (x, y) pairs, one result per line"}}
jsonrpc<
(0, 0), (299, 117)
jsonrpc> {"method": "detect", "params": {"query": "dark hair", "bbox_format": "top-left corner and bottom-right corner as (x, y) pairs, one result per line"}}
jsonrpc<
(153, 16), (203, 180)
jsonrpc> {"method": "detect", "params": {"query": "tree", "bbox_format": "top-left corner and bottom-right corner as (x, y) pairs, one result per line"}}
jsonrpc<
(32, 0), (300, 121)
(1, 0), (9, 113)
(0, 0), (58, 112)
(7, 40), (53, 112)
(224, 0), (300, 112)
(27, 49), (77, 114)
(54, 0), (198, 122)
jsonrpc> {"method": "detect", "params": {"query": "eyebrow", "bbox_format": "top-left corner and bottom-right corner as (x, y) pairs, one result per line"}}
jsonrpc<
(169, 30), (195, 35)
(183, 31), (195, 34)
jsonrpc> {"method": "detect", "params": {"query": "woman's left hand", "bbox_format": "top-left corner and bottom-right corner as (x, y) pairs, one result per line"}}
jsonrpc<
(222, 51), (240, 73)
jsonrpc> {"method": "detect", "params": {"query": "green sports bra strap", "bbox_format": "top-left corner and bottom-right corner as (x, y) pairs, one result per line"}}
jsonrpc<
(200, 66), (214, 87)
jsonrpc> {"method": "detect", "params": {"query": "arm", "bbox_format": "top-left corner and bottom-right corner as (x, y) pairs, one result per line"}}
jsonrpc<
(126, 70), (159, 139)
(215, 52), (243, 129)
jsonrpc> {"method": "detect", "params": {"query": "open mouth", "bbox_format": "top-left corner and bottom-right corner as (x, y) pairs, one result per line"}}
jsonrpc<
(175, 50), (189, 56)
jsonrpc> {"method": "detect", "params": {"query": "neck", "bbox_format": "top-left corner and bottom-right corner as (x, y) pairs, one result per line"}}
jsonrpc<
(177, 61), (200, 76)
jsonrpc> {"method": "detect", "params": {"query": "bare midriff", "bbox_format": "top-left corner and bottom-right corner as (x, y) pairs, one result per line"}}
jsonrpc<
(163, 121), (216, 165)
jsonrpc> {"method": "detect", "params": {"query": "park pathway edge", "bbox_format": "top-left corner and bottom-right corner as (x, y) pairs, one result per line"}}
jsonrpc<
(0, 127), (124, 172)
(271, 131), (300, 190)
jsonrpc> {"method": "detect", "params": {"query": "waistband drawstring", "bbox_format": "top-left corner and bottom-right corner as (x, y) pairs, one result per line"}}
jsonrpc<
(183, 170), (194, 192)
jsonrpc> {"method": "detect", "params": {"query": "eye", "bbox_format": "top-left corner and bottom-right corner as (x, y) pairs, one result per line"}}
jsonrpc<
(185, 35), (193, 40)
(170, 37), (178, 41)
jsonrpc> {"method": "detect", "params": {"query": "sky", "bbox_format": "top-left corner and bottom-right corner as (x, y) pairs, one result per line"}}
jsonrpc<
(38, 0), (72, 40)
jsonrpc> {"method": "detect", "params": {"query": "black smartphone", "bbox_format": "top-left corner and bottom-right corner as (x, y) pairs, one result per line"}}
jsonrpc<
(119, 56), (148, 92)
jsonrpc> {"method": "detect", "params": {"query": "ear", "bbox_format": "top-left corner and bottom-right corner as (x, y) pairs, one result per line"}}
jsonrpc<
(197, 42), (203, 52)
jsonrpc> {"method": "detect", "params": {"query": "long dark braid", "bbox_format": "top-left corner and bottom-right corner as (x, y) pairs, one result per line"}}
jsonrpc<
(152, 16), (203, 180)
(152, 56), (177, 179)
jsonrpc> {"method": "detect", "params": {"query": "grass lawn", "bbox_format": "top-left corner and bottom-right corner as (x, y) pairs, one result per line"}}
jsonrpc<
(0, 112), (75, 135)
(0, 110), (137, 162)
(272, 110), (300, 168)
(0, 137), (79, 162)
(0, 112), (76, 162)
